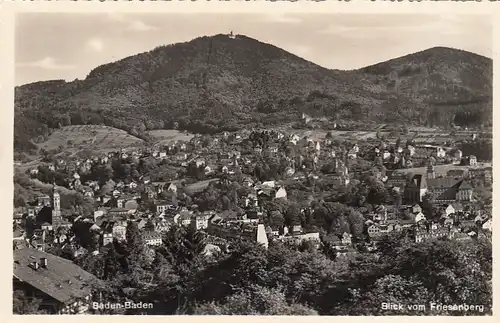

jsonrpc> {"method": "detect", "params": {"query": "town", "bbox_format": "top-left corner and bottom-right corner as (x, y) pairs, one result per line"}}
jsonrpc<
(13, 121), (493, 314)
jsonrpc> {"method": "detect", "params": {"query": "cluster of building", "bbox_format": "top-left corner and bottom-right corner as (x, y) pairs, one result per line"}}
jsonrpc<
(13, 125), (492, 313)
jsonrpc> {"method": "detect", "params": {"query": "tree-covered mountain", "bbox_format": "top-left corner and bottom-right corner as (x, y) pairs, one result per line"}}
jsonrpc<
(14, 34), (492, 152)
(356, 46), (492, 127)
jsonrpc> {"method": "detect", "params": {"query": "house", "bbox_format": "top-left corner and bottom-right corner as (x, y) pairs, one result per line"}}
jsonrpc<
(447, 169), (466, 178)
(177, 209), (193, 226)
(268, 145), (279, 153)
(414, 226), (450, 243)
(462, 155), (478, 167)
(192, 214), (210, 230)
(367, 224), (382, 238)
(341, 232), (352, 245)
(279, 232), (320, 248)
(107, 221), (127, 242)
(406, 145), (416, 156)
(289, 134), (300, 145)
(202, 244), (222, 257)
(112, 189), (121, 198)
(313, 141), (321, 152)
(386, 174), (408, 189)
(451, 149), (463, 164)
(167, 183), (177, 193)
(13, 248), (98, 314)
(411, 204), (422, 214)
(412, 211), (426, 224)
(436, 147), (446, 158)
(261, 181), (275, 188)
(13, 229), (25, 241)
(426, 178), (473, 203)
(444, 204), (455, 216)
(155, 202), (172, 215)
(14, 212), (24, 225)
(275, 187), (287, 200)
(242, 177), (254, 187)
(208, 220), (269, 249)
(245, 193), (259, 208)
(143, 232), (163, 246)
(204, 165), (213, 175)
(482, 219), (492, 231)
(41, 222), (53, 231)
(285, 166), (295, 177)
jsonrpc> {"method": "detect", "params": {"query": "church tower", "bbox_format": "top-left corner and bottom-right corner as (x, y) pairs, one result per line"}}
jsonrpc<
(426, 164), (435, 179)
(51, 184), (62, 225)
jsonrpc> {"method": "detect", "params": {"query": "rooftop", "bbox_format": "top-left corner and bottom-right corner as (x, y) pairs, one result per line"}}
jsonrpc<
(13, 248), (99, 305)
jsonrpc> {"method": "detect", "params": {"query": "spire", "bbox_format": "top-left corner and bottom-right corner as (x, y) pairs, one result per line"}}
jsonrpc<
(52, 181), (60, 197)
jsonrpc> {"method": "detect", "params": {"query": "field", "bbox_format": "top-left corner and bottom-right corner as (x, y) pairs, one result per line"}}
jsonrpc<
(147, 129), (194, 145)
(37, 125), (144, 154)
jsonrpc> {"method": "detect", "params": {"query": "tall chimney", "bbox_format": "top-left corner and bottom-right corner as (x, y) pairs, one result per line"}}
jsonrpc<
(40, 257), (48, 268)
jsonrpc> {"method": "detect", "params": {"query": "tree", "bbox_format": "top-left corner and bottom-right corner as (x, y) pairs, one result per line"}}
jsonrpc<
(284, 203), (301, 226)
(365, 177), (388, 206)
(395, 137), (401, 148)
(421, 192), (435, 219)
(145, 219), (155, 232)
(126, 221), (145, 266)
(12, 290), (46, 314)
(221, 195), (231, 211)
(193, 285), (318, 315)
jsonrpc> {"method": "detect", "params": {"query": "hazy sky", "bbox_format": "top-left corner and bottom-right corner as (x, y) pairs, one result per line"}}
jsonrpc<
(15, 13), (492, 86)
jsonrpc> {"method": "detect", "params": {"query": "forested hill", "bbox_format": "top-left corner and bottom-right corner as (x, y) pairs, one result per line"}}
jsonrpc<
(14, 34), (492, 152)
(356, 46), (492, 127)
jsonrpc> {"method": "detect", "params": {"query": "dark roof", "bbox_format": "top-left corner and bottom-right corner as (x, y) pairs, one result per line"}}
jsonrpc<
(13, 248), (99, 305)
(108, 208), (129, 213)
(458, 180), (473, 190)
(407, 174), (427, 189)
(427, 178), (460, 189)
(143, 232), (162, 240)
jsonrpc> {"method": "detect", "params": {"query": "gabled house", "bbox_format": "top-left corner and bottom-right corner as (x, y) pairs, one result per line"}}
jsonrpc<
(275, 187), (287, 200)
(13, 248), (99, 314)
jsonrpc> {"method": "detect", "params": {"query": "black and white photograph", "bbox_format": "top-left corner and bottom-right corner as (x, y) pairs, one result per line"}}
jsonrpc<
(10, 5), (493, 316)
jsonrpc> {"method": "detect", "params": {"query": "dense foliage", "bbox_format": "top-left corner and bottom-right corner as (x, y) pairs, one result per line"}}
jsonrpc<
(72, 226), (492, 315)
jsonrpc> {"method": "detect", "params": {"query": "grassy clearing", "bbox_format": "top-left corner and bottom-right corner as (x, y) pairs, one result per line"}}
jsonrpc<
(37, 125), (144, 154)
(147, 129), (194, 145)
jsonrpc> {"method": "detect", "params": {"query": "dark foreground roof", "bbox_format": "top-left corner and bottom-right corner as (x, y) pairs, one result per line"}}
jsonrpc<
(13, 248), (99, 305)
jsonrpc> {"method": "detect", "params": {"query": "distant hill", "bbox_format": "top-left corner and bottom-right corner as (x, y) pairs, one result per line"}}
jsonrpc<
(356, 46), (492, 127)
(14, 34), (492, 153)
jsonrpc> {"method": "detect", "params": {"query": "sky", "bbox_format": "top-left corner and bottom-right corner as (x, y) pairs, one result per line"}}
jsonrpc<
(15, 13), (492, 86)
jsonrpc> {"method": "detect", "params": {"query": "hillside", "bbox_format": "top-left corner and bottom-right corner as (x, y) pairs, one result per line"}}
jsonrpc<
(356, 46), (493, 127)
(14, 34), (492, 153)
(37, 125), (144, 154)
